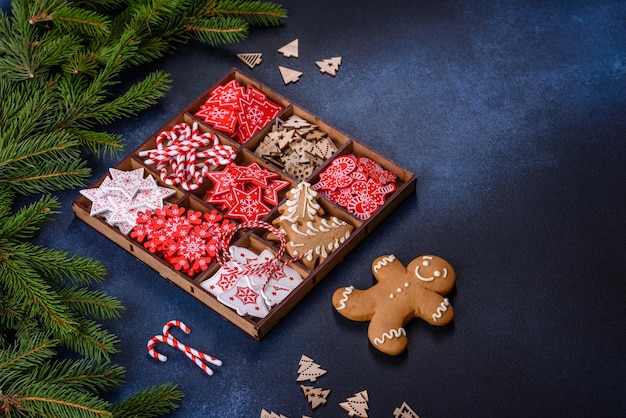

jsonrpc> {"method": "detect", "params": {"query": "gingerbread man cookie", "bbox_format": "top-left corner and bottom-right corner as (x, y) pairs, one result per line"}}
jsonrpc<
(332, 254), (456, 355)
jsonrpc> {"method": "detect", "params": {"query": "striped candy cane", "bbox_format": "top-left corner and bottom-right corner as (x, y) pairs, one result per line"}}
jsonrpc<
(162, 321), (222, 367)
(146, 321), (222, 376)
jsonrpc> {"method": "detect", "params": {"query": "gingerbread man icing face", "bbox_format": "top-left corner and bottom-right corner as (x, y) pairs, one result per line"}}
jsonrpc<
(332, 254), (456, 356)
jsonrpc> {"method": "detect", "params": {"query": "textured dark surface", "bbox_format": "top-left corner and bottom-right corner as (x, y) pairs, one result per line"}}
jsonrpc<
(4, 0), (626, 416)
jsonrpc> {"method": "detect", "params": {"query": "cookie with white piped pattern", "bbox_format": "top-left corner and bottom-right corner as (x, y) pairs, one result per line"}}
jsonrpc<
(332, 254), (456, 355)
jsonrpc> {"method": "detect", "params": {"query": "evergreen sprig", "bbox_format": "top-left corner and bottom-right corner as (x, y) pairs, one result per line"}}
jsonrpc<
(110, 383), (185, 418)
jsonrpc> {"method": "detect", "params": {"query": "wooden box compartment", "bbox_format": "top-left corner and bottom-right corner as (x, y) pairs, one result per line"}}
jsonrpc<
(73, 68), (416, 340)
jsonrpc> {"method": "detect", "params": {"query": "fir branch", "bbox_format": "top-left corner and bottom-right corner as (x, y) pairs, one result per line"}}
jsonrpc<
(0, 157), (90, 195)
(0, 186), (16, 220)
(110, 383), (184, 418)
(73, 0), (128, 13)
(72, 129), (125, 158)
(213, 0), (287, 26)
(43, 5), (111, 37)
(58, 286), (124, 320)
(0, 131), (89, 196)
(89, 69), (171, 125)
(62, 48), (100, 76)
(0, 194), (59, 242)
(32, 358), (125, 394)
(186, 16), (248, 46)
(57, 317), (120, 361)
(4, 381), (113, 418)
(0, 334), (56, 378)
(24, 243), (109, 286)
(0, 253), (79, 337)
(0, 77), (55, 139)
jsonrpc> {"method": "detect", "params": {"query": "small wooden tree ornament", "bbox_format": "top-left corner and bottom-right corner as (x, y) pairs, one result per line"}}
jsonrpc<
(237, 53), (263, 69)
(316, 56), (342, 76)
(279, 66), (303, 85)
(393, 402), (420, 418)
(296, 354), (327, 382)
(278, 39), (299, 58)
(260, 409), (287, 418)
(301, 385), (330, 409)
(339, 390), (369, 417)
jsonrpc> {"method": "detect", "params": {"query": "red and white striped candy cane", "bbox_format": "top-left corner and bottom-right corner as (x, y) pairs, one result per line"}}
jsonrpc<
(162, 319), (190, 337)
(147, 326), (222, 376)
(196, 144), (237, 166)
(148, 334), (221, 376)
(161, 322), (222, 368)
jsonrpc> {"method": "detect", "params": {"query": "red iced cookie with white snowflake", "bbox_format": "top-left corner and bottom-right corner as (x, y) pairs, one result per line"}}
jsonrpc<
(312, 154), (397, 220)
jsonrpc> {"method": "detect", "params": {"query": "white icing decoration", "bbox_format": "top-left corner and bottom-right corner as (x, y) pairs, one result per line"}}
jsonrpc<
(373, 255), (396, 273)
(416, 256), (445, 281)
(306, 221), (318, 233)
(404, 282), (409, 287)
(336, 286), (354, 310)
(432, 298), (450, 322)
(291, 223), (308, 236)
(415, 266), (434, 281)
(373, 328), (406, 346)
(397, 288), (402, 293)
(279, 183), (320, 223)
(389, 294), (394, 299)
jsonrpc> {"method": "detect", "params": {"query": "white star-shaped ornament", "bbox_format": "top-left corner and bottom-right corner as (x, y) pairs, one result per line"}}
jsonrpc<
(80, 168), (176, 234)
(79, 187), (124, 216)
(105, 168), (149, 198)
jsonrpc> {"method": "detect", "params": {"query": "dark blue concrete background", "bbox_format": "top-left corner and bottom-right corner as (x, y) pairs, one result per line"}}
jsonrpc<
(3, 0), (625, 416)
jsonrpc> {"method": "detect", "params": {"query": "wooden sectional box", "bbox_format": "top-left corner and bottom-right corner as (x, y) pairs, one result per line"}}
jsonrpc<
(72, 68), (416, 340)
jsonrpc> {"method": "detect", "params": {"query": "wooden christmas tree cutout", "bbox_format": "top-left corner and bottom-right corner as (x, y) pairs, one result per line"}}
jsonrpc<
(301, 385), (330, 409)
(316, 56), (342, 76)
(278, 39), (299, 58)
(393, 402), (420, 418)
(339, 390), (369, 417)
(237, 53), (263, 69)
(297, 354), (327, 382)
(279, 66), (303, 85)
(260, 409), (287, 418)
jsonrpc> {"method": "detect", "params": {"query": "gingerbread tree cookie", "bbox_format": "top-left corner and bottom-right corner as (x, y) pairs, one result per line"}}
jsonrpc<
(332, 254), (456, 355)
(270, 182), (353, 269)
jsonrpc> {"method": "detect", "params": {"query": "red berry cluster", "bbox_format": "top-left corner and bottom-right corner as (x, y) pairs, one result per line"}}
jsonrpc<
(130, 205), (236, 277)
